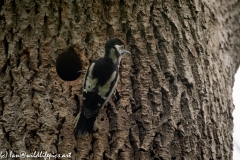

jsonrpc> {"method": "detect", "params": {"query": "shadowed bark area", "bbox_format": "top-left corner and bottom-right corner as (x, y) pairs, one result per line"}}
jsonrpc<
(0, 0), (239, 159)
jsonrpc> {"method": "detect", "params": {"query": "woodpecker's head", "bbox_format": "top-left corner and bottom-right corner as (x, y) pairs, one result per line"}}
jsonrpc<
(104, 38), (131, 62)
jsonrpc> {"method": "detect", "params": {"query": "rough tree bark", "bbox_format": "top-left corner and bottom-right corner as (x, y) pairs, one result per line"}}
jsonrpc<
(0, 0), (239, 159)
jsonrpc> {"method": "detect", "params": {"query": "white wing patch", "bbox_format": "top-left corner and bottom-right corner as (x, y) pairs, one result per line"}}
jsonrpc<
(84, 63), (98, 93)
(97, 71), (117, 99)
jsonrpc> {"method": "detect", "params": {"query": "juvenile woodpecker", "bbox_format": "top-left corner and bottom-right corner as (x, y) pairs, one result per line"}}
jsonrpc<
(74, 38), (131, 136)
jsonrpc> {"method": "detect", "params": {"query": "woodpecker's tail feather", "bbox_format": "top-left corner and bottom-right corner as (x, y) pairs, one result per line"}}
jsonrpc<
(74, 111), (97, 136)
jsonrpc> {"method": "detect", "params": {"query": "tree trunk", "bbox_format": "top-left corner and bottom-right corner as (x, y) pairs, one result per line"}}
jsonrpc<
(0, 0), (239, 159)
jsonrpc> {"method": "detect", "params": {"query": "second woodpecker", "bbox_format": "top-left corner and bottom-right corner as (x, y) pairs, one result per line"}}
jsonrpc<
(74, 38), (131, 136)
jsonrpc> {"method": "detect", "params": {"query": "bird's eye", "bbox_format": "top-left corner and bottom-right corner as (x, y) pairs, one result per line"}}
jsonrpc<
(114, 44), (125, 53)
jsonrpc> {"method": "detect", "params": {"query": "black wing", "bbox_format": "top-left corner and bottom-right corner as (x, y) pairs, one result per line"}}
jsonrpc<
(82, 58), (119, 118)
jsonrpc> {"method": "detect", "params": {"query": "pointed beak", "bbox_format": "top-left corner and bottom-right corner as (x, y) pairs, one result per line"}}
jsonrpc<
(123, 49), (131, 55)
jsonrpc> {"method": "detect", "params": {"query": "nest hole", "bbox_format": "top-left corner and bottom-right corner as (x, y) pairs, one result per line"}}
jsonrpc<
(56, 47), (82, 81)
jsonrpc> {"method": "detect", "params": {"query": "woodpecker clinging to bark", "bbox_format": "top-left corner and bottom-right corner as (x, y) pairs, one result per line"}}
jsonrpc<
(74, 38), (131, 136)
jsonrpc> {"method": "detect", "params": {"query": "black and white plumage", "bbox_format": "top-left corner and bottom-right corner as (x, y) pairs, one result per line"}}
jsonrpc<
(74, 38), (131, 136)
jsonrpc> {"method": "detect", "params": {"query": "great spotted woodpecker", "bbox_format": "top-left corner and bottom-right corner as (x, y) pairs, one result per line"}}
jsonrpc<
(74, 38), (131, 136)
